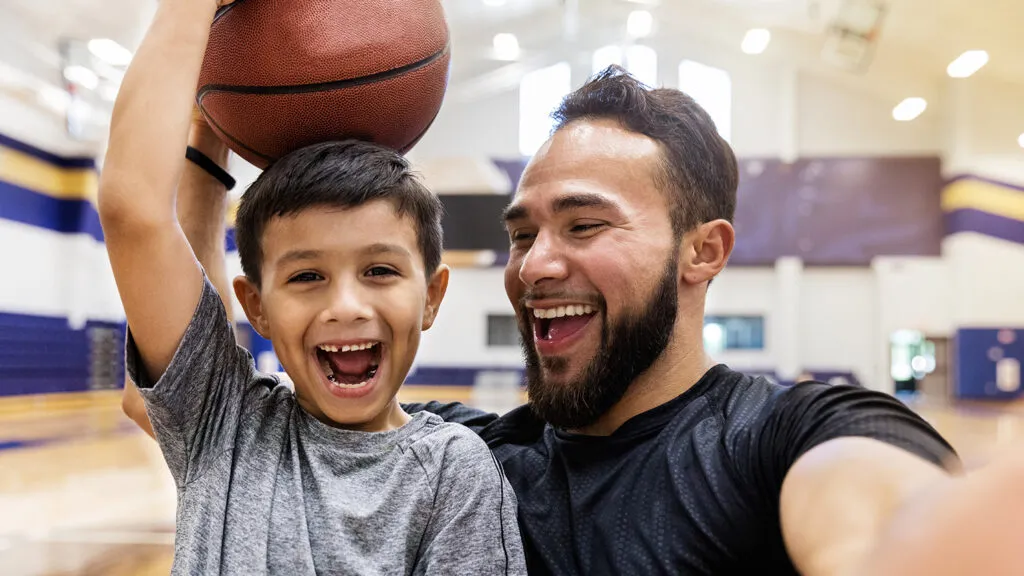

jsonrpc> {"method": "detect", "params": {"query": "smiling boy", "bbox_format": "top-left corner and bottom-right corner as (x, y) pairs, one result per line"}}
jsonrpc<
(97, 0), (525, 574)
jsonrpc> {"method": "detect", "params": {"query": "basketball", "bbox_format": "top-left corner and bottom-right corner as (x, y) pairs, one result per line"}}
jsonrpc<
(196, 0), (450, 168)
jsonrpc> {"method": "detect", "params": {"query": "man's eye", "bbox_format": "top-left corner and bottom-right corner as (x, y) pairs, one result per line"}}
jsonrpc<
(571, 223), (604, 234)
(288, 271), (323, 283)
(511, 231), (535, 243)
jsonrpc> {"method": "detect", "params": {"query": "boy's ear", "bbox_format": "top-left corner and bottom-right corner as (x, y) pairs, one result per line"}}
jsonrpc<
(422, 264), (450, 331)
(233, 275), (270, 338)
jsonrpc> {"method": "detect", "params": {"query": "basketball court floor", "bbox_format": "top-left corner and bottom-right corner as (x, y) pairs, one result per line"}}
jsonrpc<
(1, 385), (1022, 575)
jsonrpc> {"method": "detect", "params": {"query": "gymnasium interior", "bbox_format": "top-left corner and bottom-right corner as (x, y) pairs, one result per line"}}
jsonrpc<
(2, 0), (1024, 573)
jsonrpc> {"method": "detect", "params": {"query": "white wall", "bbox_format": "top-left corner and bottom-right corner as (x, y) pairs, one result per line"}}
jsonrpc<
(413, 89), (522, 160)
(796, 74), (943, 157)
(943, 77), (1024, 184)
(944, 234), (1024, 328)
(799, 268), (877, 384)
(418, 266), (522, 368)
(0, 220), (123, 324)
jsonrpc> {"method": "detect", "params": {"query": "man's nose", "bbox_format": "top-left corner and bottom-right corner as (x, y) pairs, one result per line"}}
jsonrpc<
(518, 231), (569, 288)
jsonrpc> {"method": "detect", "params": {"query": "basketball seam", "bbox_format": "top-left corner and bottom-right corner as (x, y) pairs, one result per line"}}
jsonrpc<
(198, 88), (443, 166)
(212, 0), (247, 24)
(197, 43), (449, 97)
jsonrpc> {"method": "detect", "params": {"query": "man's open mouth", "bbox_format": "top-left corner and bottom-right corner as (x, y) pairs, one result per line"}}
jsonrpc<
(315, 342), (381, 388)
(531, 305), (597, 341)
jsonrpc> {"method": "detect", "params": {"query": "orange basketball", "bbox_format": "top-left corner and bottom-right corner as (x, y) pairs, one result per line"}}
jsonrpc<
(197, 0), (450, 168)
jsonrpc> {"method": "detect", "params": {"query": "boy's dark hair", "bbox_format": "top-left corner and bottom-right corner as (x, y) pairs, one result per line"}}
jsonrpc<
(235, 140), (443, 287)
(553, 65), (738, 236)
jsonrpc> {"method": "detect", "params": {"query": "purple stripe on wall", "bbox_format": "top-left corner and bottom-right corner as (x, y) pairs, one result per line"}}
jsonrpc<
(945, 208), (1024, 245)
(0, 133), (96, 169)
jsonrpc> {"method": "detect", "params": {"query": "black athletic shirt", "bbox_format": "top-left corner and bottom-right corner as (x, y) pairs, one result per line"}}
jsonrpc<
(405, 364), (956, 575)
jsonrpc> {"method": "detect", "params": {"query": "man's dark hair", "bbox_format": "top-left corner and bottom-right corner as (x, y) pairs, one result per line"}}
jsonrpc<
(235, 140), (444, 287)
(553, 65), (738, 235)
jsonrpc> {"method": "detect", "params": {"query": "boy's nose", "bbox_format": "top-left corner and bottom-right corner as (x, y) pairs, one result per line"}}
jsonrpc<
(319, 284), (373, 325)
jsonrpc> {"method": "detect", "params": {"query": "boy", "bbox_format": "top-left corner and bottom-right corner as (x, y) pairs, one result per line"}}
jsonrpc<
(98, 0), (526, 573)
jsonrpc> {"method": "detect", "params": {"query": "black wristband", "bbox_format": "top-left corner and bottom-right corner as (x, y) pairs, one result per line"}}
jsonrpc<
(186, 145), (236, 190)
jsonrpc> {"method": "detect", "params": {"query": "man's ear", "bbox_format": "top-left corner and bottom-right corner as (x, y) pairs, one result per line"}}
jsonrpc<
(422, 264), (450, 331)
(680, 219), (735, 286)
(233, 275), (270, 338)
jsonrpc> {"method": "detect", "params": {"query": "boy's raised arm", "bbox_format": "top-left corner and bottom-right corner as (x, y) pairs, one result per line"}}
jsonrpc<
(99, 0), (229, 383)
(120, 113), (234, 439)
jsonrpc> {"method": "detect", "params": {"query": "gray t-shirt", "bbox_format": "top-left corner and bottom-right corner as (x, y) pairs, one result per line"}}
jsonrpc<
(130, 275), (526, 575)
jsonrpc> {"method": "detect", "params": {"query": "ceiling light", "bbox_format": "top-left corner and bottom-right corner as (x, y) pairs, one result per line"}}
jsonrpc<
(493, 33), (520, 61)
(892, 97), (927, 121)
(482, 0), (506, 6)
(1018, 133), (1024, 148)
(627, 10), (653, 38)
(63, 65), (99, 91)
(741, 28), (771, 55)
(87, 38), (133, 66)
(947, 50), (989, 78)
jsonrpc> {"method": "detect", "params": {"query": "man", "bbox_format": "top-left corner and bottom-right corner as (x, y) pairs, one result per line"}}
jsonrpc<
(125, 67), (1024, 575)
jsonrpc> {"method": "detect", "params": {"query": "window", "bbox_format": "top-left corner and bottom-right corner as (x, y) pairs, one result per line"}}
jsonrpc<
(519, 62), (571, 157)
(678, 60), (732, 142)
(592, 44), (657, 87)
(487, 314), (520, 347)
(703, 315), (764, 353)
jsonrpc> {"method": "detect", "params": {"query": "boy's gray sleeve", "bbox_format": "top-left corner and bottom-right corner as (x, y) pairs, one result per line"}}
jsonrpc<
(127, 273), (263, 487)
(413, 426), (527, 576)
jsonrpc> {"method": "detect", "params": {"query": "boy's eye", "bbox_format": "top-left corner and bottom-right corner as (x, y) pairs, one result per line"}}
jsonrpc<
(366, 266), (399, 278)
(288, 271), (323, 283)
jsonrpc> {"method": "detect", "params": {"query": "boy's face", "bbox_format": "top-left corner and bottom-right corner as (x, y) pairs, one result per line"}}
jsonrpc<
(234, 200), (448, 432)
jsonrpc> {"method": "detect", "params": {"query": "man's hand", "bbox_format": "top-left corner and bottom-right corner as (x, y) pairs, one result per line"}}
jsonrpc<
(859, 448), (1024, 576)
(782, 436), (1024, 576)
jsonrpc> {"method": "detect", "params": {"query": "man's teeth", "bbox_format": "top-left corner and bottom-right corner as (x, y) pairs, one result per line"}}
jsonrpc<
(317, 342), (378, 353)
(531, 305), (595, 319)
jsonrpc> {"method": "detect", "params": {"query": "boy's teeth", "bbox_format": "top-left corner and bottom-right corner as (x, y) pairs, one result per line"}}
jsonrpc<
(532, 305), (595, 319)
(318, 342), (378, 352)
(327, 379), (370, 389)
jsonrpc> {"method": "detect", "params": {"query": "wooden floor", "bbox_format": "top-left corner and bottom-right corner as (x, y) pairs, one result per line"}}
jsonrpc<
(1, 387), (1022, 575)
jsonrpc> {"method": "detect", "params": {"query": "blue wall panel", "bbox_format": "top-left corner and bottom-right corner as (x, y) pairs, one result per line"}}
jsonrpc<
(953, 328), (1024, 400)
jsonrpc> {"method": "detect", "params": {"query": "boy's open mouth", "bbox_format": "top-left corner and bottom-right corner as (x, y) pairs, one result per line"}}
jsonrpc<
(315, 342), (381, 388)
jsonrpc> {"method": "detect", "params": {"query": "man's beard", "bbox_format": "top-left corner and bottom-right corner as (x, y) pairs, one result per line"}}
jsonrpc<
(518, 255), (679, 430)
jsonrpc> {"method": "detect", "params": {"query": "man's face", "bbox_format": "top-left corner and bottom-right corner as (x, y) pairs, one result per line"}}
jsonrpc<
(236, 201), (447, 431)
(503, 119), (681, 429)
